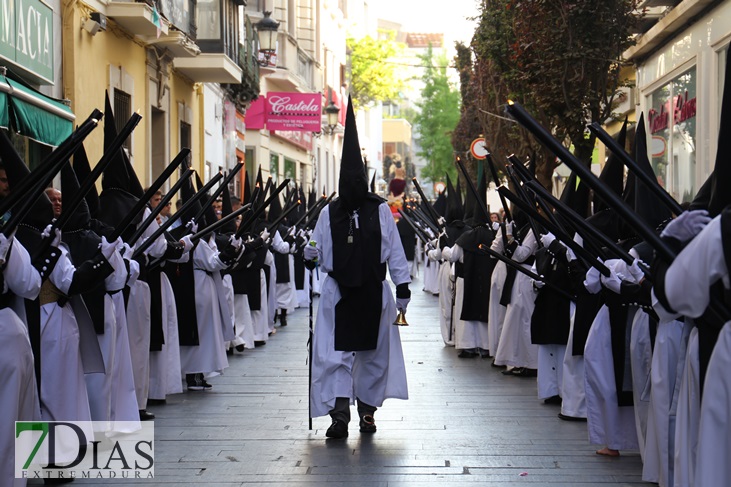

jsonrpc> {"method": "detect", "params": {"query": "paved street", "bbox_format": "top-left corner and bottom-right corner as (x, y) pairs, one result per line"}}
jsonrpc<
(40, 272), (646, 486)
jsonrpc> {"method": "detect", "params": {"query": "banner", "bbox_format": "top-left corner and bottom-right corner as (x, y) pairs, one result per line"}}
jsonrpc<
(265, 92), (321, 132)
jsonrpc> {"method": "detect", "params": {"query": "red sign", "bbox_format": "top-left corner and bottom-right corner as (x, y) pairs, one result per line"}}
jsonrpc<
(265, 92), (322, 132)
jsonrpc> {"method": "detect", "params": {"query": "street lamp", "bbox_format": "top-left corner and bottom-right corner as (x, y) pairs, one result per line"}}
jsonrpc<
(322, 101), (340, 135)
(255, 11), (279, 67)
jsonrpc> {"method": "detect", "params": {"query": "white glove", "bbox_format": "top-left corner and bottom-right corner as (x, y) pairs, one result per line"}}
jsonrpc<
(505, 221), (514, 236)
(584, 266), (602, 294)
(0, 233), (13, 265)
(427, 238), (438, 251)
(229, 235), (243, 251)
(303, 242), (318, 260)
(181, 235), (194, 253)
(492, 221), (500, 232)
(533, 279), (545, 289)
(540, 232), (556, 248)
(428, 248), (442, 261)
(396, 297), (410, 311)
(121, 243), (134, 261)
(41, 224), (62, 247)
(566, 246), (577, 262)
(660, 209), (712, 243)
(627, 259), (645, 283)
(260, 228), (271, 242)
(126, 257), (140, 286)
(185, 219), (198, 234)
(601, 269), (624, 294)
(99, 236), (119, 260)
(441, 246), (453, 261)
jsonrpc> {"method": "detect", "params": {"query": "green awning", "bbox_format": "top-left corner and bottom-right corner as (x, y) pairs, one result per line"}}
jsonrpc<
(0, 90), (8, 129)
(0, 75), (74, 146)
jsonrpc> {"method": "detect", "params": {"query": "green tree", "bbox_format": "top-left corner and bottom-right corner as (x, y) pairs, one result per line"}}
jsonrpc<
(347, 31), (404, 110)
(465, 0), (638, 189)
(413, 46), (461, 183)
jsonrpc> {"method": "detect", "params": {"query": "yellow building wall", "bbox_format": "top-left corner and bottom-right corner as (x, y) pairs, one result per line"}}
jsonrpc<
(62, 0), (201, 185)
(382, 119), (412, 144)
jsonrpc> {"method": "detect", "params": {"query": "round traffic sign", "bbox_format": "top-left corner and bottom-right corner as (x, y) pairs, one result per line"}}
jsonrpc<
(470, 138), (488, 159)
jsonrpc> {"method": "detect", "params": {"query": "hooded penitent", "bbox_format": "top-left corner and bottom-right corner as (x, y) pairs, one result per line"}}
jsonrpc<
(632, 113), (673, 231)
(593, 118), (628, 214)
(709, 47), (731, 216)
(328, 95), (386, 351)
(96, 92), (141, 242)
(455, 160), (496, 323)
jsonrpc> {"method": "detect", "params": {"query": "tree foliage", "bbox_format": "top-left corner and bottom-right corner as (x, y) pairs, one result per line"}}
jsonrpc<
(463, 0), (638, 189)
(413, 46), (461, 184)
(347, 31), (405, 111)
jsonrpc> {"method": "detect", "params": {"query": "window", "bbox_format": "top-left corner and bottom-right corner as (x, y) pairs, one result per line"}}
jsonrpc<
(284, 157), (296, 180)
(270, 152), (279, 182)
(180, 121), (191, 151)
(646, 67), (696, 203)
(197, 0), (221, 40)
(113, 89), (132, 152)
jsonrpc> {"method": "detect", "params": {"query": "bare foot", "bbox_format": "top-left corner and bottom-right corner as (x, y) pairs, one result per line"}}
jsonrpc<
(596, 447), (620, 457)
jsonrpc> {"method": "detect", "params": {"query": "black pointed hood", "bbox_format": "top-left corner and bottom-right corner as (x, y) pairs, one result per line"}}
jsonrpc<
(196, 171), (218, 229)
(633, 113), (673, 229)
(709, 47), (731, 216)
(0, 130), (53, 230)
(267, 190), (283, 223)
(122, 148), (144, 199)
(169, 165), (201, 240)
(101, 92), (132, 193)
(308, 188), (317, 210)
(444, 174), (463, 223)
(370, 171), (377, 193)
(60, 161), (91, 231)
(72, 142), (100, 217)
(242, 170), (253, 205)
(689, 171), (713, 211)
(97, 92), (140, 241)
(593, 117), (628, 213)
(560, 171), (591, 219)
(433, 189), (446, 217)
(60, 162), (102, 265)
(338, 95), (368, 212)
(218, 174), (237, 235)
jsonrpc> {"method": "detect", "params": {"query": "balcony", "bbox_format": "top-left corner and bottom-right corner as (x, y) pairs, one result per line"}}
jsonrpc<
(107, 1), (169, 38)
(147, 29), (200, 57)
(171, 0), (243, 83)
(173, 54), (242, 83)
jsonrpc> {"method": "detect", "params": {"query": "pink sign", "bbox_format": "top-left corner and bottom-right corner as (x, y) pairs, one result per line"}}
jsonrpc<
(265, 92), (322, 132)
(271, 130), (314, 151)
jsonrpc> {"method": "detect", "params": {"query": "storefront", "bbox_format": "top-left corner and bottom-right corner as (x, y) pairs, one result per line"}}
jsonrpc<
(629, 1), (731, 203)
(1, 0), (74, 165)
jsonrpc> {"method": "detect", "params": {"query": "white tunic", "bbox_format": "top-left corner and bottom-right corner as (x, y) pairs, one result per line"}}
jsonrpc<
(584, 305), (639, 451)
(444, 244), (489, 352)
(494, 230), (538, 368)
(0, 238), (41, 487)
(422, 248), (440, 295)
(437, 260), (455, 346)
(179, 238), (230, 377)
(487, 228), (509, 355)
(272, 231), (298, 313)
(309, 203), (411, 418)
(560, 303), (587, 418)
(148, 268), (184, 400)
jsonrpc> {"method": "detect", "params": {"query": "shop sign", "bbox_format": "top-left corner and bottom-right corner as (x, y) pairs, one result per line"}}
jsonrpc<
(0, 0), (54, 83)
(266, 92), (322, 132)
(271, 130), (314, 151)
(649, 91), (696, 134)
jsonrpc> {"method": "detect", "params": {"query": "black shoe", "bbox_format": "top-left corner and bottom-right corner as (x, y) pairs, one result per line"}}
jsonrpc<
(458, 350), (478, 358)
(235, 344), (245, 352)
(147, 398), (166, 406)
(514, 367), (537, 378)
(359, 414), (377, 433)
(543, 395), (562, 405)
(491, 359), (507, 369)
(280, 316), (288, 327)
(139, 409), (155, 421)
(226, 347), (233, 355)
(502, 367), (521, 375)
(254, 340), (266, 347)
(325, 420), (348, 439)
(558, 413), (587, 422)
(201, 380), (213, 390)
